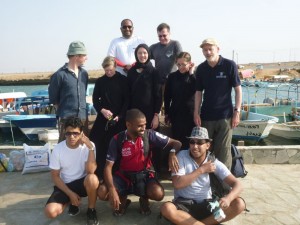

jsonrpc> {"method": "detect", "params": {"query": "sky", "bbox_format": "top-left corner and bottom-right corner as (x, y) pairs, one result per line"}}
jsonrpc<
(1, 0), (300, 74)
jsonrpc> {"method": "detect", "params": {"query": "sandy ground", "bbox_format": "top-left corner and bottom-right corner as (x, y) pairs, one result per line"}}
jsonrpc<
(0, 69), (104, 84)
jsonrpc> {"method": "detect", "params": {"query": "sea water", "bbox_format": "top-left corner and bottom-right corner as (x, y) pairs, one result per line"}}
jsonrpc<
(0, 84), (299, 146)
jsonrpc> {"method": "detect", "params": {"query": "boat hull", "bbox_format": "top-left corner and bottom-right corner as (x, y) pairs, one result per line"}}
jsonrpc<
(232, 111), (278, 141)
(233, 120), (276, 141)
(2, 115), (57, 140)
(270, 123), (300, 140)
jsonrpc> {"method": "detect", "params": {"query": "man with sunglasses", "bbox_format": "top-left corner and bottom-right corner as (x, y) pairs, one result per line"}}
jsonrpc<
(160, 126), (245, 224)
(107, 19), (145, 76)
(149, 23), (182, 85)
(45, 117), (99, 225)
(49, 41), (89, 142)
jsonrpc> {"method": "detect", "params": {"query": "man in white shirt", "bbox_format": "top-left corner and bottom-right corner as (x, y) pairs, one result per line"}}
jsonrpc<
(107, 19), (145, 76)
(44, 117), (99, 225)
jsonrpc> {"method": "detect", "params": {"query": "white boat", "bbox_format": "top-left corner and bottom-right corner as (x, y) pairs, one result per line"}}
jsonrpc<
(270, 121), (300, 140)
(233, 111), (279, 141)
(0, 92), (27, 132)
(3, 114), (57, 140)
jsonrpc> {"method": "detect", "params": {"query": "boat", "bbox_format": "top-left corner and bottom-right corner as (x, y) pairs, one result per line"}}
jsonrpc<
(0, 92), (27, 133)
(270, 121), (300, 140)
(3, 114), (57, 140)
(232, 111), (279, 141)
(243, 83), (300, 123)
(1, 90), (57, 140)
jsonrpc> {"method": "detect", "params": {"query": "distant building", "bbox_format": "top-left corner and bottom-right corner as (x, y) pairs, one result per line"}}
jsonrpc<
(256, 64), (264, 70)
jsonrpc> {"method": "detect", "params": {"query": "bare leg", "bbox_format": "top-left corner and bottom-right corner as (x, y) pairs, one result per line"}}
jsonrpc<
(161, 197), (245, 225)
(44, 202), (67, 218)
(161, 202), (203, 225)
(97, 179), (109, 201)
(84, 174), (99, 209)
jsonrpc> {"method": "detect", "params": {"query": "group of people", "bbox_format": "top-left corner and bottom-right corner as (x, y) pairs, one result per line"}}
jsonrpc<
(46, 18), (244, 225)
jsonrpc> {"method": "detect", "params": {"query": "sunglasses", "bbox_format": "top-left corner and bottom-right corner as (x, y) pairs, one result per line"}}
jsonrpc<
(177, 63), (188, 67)
(189, 139), (207, 145)
(158, 34), (167, 38)
(65, 132), (81, 137)
(122, 25), (133, 29)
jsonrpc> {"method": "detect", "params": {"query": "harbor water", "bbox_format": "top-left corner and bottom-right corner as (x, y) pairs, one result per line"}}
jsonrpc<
(0, 84), (300, 146)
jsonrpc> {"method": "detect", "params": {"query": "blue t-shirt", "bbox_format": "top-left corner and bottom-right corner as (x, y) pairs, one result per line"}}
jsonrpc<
(195, 56), (240, 121)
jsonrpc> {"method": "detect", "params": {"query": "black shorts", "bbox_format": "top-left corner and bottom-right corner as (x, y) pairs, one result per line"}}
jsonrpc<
(114, 173), (158, 196)
(173, 199), (212, 221)
(46, 177), (87, 205)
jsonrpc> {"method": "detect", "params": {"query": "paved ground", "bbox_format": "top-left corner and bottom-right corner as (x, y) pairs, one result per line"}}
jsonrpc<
(0, 164), (300, 225)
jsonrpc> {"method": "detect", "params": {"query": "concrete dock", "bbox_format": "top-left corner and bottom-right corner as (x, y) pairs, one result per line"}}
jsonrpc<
(1, 164), (300, 225)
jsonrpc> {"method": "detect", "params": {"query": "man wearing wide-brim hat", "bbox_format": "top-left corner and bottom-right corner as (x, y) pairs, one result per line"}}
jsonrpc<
(160, 126), (245, 224)
(193, 38), (242, 169)
(49, 41), (89, 142)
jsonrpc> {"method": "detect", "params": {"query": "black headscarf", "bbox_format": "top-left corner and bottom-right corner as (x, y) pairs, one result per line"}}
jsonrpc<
(134, 44), (151, 69)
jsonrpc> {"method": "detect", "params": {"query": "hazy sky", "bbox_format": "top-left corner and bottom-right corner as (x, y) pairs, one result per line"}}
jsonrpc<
(1, 0), (300, 73)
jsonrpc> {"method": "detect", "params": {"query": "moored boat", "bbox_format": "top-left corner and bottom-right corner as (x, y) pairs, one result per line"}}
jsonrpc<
(0, 92), (27, 133)
(233, 111), (279, 141)
(270, 121), (300, 140)
(3, 114), (57, 140)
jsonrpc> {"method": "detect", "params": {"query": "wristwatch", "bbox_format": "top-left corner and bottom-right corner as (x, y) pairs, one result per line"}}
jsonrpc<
(89, 147), (94, 151)
(170, 149), (176, 153)
(234, 108), (241, 112)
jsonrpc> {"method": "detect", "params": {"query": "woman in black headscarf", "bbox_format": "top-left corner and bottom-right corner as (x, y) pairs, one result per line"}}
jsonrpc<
(127, 44), (162, 129)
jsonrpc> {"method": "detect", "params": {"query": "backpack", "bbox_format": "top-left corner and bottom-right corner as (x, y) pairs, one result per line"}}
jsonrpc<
(231, 144), (248, 178)
(208, 153), (231, 199)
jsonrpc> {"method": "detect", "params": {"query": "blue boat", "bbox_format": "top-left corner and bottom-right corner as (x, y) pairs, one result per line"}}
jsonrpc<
(3, 114), (57, 140)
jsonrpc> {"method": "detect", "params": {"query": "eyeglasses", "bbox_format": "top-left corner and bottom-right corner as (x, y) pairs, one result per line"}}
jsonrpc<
(65, 132), (81, 137)
(122, 25), (133, 29)
(158, 34), (167, 38)
(189, 139), (207, 145)
(177, 63), (188, 67)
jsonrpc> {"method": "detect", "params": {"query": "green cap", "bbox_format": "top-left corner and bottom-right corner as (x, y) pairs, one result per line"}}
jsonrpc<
(67, 41), (87, 56)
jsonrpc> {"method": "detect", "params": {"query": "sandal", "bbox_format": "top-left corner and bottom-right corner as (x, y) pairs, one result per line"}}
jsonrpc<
(113, 199), (131, 216)
(139, 197), (151, 215)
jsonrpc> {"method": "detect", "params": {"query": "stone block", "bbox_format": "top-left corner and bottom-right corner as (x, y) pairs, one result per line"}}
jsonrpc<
(275, 150), (289, 164)
(289, 152), (300, 164)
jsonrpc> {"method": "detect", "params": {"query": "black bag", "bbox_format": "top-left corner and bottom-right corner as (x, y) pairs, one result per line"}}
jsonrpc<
(124, 171), (149, 196)
(231, 144), (248, 178)
(208, 153), (231, 199)
(209, 172), (231, 199)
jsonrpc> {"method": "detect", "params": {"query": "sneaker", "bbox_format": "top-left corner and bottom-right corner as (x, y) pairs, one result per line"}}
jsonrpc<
(68, 204), (80, 216)
(87, 208), (99, 225)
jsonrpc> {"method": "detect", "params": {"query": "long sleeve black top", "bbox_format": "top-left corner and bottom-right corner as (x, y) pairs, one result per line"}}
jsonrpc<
(164, 70), (196, 121)
(92, 72), (129, 120)
(127, 63), (162, 127)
